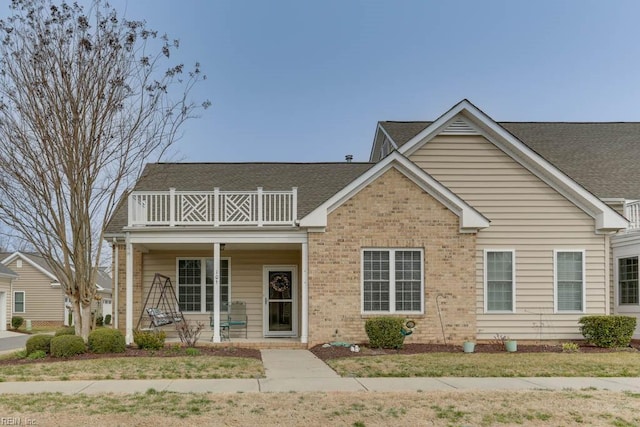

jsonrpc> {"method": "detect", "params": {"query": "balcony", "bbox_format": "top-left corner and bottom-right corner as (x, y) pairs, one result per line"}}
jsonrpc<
(626, 200), (640, 230)
(128, 188), (297, 227)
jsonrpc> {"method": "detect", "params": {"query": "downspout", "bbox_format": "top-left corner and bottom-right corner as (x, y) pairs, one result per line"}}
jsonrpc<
(113, 238), (119, 329)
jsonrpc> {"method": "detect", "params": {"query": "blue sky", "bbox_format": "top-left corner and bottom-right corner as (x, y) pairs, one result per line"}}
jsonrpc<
(8, 0), (640, 162)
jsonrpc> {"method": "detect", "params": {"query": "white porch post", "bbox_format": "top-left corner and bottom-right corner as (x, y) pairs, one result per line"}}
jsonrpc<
(125, 233), (134, 345)
(212, 242), (221, 343)
(301, 241), (309, 344)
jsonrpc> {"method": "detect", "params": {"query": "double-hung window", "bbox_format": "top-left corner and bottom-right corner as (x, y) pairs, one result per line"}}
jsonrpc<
(362, 249), (423, 313)
(177, 258), (230, 313)
(554, 250), (585, 312)
(13, 291), (25, 313)
(485, 250), (515, 312)
(618, 256), (639, 305)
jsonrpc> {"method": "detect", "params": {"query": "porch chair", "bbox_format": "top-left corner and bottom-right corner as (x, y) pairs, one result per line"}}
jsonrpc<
(210, 301), (247, 340)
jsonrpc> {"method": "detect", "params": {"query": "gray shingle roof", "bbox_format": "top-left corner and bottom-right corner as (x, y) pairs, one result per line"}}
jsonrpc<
(105, 162), (375, 234)
(379, 121), (640, 200)
(0, 262), (16, 278)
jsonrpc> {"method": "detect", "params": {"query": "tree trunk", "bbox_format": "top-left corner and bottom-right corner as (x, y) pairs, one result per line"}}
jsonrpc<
(72, 299), (92, 342)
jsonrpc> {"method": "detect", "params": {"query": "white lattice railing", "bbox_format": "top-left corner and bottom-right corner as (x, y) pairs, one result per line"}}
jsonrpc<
(625, 200), (640, 230)
(128, 188), (297, 227)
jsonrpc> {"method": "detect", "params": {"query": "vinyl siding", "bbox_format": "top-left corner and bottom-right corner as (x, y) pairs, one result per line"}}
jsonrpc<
(4, 259), (64, 322)
(141, 249), (300, 339)
(410, 134), (607, 340)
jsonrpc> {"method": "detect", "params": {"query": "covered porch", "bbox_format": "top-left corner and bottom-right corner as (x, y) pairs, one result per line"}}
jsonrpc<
(116, 232), (310, 345)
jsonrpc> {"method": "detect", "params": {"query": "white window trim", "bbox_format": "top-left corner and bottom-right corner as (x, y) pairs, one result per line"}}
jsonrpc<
(360, 248), (424, 315)
(483, 249), (516, 313)
(553, 249), (586, 313)
(615, 255), (640, 307)
(13, 291), (25, 313)
(176, 257), (231, 313)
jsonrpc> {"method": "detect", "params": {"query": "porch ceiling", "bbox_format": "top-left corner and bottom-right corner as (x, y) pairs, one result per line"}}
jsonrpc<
(136, 242), (302, 251)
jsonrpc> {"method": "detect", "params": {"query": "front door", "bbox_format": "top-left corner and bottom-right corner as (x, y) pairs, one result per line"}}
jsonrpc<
(263, 266), (297, 337)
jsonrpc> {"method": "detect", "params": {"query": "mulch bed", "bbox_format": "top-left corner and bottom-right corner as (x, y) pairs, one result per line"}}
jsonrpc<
(0, 345), (262, 366)
(310, 340), (640, 361)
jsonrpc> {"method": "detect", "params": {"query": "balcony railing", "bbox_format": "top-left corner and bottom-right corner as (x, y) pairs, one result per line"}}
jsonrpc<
(625, 200), (640, 230)
(128, 187), (297, 227)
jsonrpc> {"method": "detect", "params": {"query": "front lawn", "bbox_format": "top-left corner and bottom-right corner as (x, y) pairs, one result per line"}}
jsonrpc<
(326, 352), (640, 377)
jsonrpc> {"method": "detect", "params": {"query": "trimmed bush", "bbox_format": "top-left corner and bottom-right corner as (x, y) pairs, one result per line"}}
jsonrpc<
(95, 315), (104, 327)
(11, 316), (24, 330)
(579, 315), (637, 348)
(104, 314), (112, 326)
(55, 326), (76, 336)
(133, 330), (166, 350)
(50, 335), (86, 358)
(365, 317), (405, 349)
(88, 328), (125, 354)
(26, 334), (53, 355)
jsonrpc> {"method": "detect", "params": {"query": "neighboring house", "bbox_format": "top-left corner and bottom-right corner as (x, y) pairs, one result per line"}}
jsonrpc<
(0, 252), (112, 327)
(0, 263), (17, 331)
(105, 99), (640, 346)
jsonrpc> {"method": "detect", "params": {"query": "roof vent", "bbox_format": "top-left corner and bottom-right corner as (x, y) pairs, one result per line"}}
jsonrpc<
(441, 116), (479, 135)
(345, 154), (353, 163)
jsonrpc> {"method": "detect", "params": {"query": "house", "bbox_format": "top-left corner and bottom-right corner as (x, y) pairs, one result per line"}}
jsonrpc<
(105, 99), (640, 346)
(0, 252), (113, 328)
(0, 263), (17, 331)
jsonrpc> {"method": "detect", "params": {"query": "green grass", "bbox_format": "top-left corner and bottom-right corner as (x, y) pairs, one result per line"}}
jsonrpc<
(327, 352), (640, 377)
(0, 356), (263, 381)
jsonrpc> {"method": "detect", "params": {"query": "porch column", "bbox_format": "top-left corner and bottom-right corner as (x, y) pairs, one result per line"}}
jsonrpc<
(301, 242), (309, 343)
(125, 233), (133, 345)
(212, 242), (221, 343)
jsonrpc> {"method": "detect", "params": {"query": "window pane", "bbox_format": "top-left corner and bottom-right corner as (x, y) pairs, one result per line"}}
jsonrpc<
(619, 257), (639, 305)
(557, 252), (583, 311)
(395, 251), (422, 311)
(363, 251), (390, 311)
(487, 251), (513, 311)
(14, 292), (24, 312)
(206, 259), (230, 312)
(178, 259), (201, 311)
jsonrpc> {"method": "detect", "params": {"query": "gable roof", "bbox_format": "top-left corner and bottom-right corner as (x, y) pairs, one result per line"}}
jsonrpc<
(0, 251), (112, 291)
(105, 162), (376, 234)
(381, 99), (627, 232)
(0, 252), (58, 281)
(0, 263), (17, 279)
(377, 120), (640, 200)
(300, 151), (490, 232)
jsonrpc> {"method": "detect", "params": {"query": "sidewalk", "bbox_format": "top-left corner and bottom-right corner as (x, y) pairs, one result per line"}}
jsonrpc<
(0, 349), (638, 395)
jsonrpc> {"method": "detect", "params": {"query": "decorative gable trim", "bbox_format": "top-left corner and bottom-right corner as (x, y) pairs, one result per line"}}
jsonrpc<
(300, 151), (490, 232)
(1, 252), (58, 281)
(398, 99), (628, 232)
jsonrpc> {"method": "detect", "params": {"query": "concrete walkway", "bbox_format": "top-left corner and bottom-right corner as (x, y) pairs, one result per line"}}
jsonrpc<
(0, 349), (638, 394)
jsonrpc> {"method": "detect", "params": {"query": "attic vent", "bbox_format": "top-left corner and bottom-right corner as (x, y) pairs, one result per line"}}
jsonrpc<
(441, 117), (479, 135)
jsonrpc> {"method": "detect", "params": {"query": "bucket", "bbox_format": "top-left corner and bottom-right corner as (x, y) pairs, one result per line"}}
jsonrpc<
(463, 341), (475, 353)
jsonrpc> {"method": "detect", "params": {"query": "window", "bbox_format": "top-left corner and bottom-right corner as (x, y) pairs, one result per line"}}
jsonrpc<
(13, 291), (25, 313)
(619, 256), (639, 305)
(555, 250), (585, 312)
(362, 249), (423, 313)
(485, 250), (515, 312)
(177, 258), (230, 313)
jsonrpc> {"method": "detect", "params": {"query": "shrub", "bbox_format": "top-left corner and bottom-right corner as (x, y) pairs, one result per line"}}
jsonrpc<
(27, 350), (47, 360)
(104, 314), (112, 326)
(26, 334), (53, 355)
(11, 316), (24, 331)
(55, 326), (76, 336)
(88, 328), (125, 354)
(50, 335), (86, 358)
(365, 317), (405, 349)
(185, 347), (200, 357)
(561, 342), (580, 353)
(95, 315), (104, 327)
(133, 330), (166, 350)
(579, 315), (637, 348)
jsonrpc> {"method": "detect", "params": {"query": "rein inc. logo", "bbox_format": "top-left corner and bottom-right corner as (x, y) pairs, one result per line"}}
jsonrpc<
(0, 418), (37, 425)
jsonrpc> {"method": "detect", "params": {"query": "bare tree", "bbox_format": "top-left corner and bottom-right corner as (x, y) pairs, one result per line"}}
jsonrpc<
(0, 0), (209, 340)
